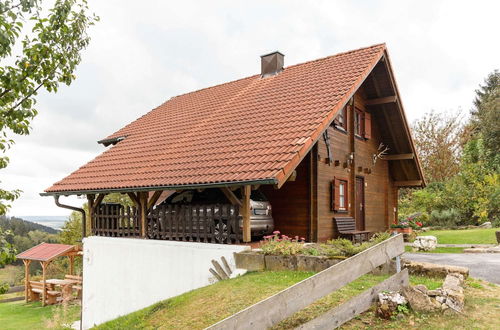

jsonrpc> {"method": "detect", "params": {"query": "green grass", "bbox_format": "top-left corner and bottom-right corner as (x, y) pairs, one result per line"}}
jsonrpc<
(95, 271), (314, 329)
(0, 300), (80, 330)
(404, 246), (464, 253)
(95, 271), (444, 330)
(423, 228), (498, 245)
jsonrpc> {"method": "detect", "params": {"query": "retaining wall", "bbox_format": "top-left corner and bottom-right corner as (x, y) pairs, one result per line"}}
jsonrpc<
(82, 236), (248, 329)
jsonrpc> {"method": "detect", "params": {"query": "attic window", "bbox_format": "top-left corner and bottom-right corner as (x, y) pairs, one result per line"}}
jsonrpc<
(333, 106), (347, 130)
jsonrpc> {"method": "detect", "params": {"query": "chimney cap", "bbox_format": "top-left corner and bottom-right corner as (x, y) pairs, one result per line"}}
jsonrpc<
(260, 50), (285, 58)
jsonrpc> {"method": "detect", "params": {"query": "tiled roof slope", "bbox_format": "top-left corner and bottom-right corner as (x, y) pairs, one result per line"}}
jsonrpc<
(46, 44), (386, 193)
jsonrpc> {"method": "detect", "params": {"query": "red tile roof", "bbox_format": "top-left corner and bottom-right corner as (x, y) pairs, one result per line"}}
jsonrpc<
(45, 44), (386, 194)
(16, 243), (78, 262)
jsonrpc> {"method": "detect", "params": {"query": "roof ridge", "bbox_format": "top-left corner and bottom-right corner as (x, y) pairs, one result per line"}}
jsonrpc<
(170, 42), (386, 100)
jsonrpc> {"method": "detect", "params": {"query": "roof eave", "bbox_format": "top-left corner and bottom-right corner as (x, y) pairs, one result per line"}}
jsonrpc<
(40, 178), (279, 197)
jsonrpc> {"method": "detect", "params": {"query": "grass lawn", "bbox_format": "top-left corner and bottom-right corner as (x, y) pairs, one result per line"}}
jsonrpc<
(404, 246), (464, 253)
(423, 228), (498, 245)
(343, 278), (500, 329)
(0, 300), (80, 330)
(95, 271), (446, 330)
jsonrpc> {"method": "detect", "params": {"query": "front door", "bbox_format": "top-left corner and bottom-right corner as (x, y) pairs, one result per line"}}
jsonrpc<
(355, 177), (365, 230)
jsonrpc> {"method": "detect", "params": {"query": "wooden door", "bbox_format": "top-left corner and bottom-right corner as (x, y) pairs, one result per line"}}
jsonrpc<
(355, 177), (365, 230)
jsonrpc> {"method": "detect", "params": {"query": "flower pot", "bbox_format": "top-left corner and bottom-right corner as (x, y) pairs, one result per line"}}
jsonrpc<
(391, 227), (413, 234)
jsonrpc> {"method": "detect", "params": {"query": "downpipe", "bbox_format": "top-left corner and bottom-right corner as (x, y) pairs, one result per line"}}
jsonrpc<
(54, 195), (86, 239)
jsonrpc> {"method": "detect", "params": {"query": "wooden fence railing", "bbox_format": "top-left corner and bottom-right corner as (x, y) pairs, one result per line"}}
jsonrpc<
(147, 204), (242, 244)
(92, 203), (242, 244)
(93, 203), (140, 237)
(207, 234), (406, 329)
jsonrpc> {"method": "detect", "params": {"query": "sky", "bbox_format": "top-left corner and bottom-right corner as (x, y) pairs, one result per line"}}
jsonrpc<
(2, 0), (499, 217)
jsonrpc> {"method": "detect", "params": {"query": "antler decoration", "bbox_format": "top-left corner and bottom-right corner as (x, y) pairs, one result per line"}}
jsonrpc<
(372, 143), (390, 165)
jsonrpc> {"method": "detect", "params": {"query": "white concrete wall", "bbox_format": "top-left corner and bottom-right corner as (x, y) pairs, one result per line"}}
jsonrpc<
(82, 237), (249, 329)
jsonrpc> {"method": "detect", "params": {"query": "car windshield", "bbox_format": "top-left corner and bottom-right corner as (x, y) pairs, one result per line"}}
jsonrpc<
(233, 189), (268, 201)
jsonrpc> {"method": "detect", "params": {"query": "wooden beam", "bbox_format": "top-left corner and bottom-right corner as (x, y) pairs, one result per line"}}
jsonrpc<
(23, 260), (31, 303)
(147, 190), (163, 211)
(365, 95), (397, 106)
(221, 187), (242, 207)
(93, 193), (106, 209)
(41, 261), (47, 307)
(242, 185), (251, 242)
(139, 192), (148, 238)
(348, 98), (356, 218)
(394, 180), (422, 187)
(383, 153), (414, 160)
(87, 194), (95, 237)
(207, 235), (404, 330)
(297, 270), (409, 329)
(69, 256), (74, 276)
(127, 192), (140, 207)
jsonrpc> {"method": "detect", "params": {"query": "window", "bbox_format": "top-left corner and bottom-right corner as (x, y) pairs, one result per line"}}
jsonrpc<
(338, 181), (346, 210)
(354, 108), (363, 136)
(333, 106), (347, 130)
(331, 178), (348, 212)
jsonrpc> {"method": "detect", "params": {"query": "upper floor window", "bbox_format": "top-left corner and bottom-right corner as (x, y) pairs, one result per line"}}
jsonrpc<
(354, 108), (364, 136)
(333, 106), (347, 130)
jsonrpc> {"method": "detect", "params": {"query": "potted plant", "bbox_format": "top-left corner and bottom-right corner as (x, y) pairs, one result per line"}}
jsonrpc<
(391, 213), (423, 234)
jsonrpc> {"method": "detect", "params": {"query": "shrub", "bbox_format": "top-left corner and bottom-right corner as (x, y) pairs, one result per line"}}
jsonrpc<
(0, 282), (9, 294)
(428, 209), (462, 227)
(260, 231), (305, 256)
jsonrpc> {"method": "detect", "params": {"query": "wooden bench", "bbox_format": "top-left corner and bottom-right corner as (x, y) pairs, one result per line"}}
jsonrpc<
(333, 217), (371, 243)
(65, 275), (83, 299)
(29, 281), (60, 305)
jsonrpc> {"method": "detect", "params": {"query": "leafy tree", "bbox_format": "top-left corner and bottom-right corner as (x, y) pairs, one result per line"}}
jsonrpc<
(59, 193), (133, 244)
(0, 227), (16, 267)
(0, 0), (98, 214)
(412, 110), (468, 182)
(59, 211), (81, 245)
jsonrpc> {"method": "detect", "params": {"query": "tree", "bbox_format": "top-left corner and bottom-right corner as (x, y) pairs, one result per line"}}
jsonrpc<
(0, 0), (98, 214)
(59, 211), (82, 245)
(470, 70), (500, 170)
(0, 227), (16, 267)
(412, 110), (468, 183)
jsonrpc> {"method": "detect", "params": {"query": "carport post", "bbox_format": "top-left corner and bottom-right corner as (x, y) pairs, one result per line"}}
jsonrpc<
(242, 185), (251, 242)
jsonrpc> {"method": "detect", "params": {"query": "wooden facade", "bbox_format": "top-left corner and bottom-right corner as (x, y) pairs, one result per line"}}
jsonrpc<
(81, 49), (423, 244)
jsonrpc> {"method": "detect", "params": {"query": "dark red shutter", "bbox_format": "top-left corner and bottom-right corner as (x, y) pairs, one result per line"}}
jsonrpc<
(364, 112), (372, 139)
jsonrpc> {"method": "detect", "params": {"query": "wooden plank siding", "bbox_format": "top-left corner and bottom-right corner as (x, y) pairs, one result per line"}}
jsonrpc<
(315, 92), (396, 241)
(261, 156), (310, 239)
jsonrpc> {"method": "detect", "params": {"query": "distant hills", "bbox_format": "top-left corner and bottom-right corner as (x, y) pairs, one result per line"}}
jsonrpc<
(0, 216), (62, 234)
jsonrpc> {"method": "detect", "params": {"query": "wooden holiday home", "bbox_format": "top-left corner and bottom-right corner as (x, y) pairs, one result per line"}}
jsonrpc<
(43, 43), (424, 243)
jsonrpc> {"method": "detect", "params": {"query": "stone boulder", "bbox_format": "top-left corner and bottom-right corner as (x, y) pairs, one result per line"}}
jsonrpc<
(403, 260), (469, 278)
(412, 236), (437, 251)
(479, 221), (492, 228)
(402, 285), (441, 312)
(377, 291), (407, 319)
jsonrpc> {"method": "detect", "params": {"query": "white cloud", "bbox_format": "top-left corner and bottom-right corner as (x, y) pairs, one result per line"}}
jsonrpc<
(3, 0), (499, 216)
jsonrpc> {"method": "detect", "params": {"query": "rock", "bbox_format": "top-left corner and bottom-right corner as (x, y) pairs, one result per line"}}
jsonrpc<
(427, 289), (443, 297)
(234, 251), (265, 271)
(479, 221), (492, 229)
(442, 273), (465, 312)
(377, 291), (407, 319)
(403, 286), (440, 312)
(412, 236), (437, 251)
(296, 255), (340, 272)
(264, 255), (297, 271)
(402, 260), (469, 278)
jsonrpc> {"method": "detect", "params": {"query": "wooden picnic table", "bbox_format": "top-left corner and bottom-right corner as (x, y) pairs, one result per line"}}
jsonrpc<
(46, 279), (78, 301)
